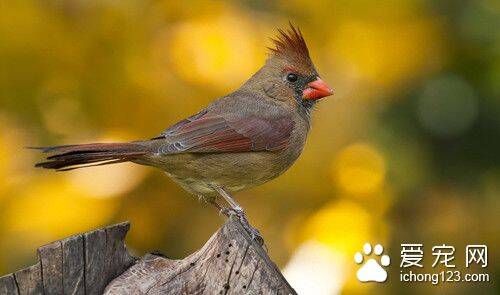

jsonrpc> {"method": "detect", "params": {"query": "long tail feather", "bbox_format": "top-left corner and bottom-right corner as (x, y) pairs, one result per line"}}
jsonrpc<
(33, 142), (147, 171)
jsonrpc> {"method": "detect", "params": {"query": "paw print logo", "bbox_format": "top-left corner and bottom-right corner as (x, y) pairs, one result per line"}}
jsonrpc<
(354, 243), (390, 283)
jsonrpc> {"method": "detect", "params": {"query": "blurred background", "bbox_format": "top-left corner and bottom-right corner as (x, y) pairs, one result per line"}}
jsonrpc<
(0, 0), (498, 294)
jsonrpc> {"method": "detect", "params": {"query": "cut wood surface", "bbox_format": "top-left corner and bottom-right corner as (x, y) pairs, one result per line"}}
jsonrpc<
(0, 217), (296, 295)
(0, 222), (136, 295)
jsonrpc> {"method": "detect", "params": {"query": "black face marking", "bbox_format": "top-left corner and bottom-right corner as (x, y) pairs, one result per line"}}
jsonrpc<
(286, 74), (318, 110)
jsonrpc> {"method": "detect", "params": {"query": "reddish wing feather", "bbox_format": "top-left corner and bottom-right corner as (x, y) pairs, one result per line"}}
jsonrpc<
(157, 111), (294, 154)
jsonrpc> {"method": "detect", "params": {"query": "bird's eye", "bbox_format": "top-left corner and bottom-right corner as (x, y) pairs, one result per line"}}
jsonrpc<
(286, 73), (298, 83)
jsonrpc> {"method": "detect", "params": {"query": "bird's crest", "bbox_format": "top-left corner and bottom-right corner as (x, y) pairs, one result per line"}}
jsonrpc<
(269, 23), (311, 64)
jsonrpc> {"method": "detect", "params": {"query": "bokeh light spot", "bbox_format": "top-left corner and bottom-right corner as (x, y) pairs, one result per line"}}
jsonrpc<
(4, 179), (118, 240)
(169, 14), (260, 89)
(417, 74), (478, 137)
(283, 241), (347, 295)
(302, 200), (372, 254)
(333, 143), (386, 194)
(331, 19), (443, 89)
(67, 163), (147, 199)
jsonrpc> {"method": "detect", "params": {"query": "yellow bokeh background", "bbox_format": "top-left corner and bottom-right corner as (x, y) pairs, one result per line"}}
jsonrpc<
(0, 1), (498, 294)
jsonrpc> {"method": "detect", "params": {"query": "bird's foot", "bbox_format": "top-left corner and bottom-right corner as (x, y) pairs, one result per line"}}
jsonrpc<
(223, 207), (264, 246)
(208, 185), (265, 247)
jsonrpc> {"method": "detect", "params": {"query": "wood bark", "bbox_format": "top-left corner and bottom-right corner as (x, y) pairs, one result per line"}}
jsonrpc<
(0, 218), (296, 295)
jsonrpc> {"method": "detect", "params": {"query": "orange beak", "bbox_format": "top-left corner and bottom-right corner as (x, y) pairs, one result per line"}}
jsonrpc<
(302, 78), (334, 100)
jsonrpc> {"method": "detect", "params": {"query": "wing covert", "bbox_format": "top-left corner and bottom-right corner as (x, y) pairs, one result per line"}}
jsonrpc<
(156, 111), (294, 154)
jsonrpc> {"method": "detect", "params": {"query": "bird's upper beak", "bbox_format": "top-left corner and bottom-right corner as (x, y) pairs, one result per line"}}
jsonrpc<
(302, 78), (334, 100)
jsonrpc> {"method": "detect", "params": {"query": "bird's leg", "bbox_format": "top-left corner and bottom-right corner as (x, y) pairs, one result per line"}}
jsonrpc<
(211, 185), (243, 212)
(198, 195), (228, 217)
(210, 184), (264, 246)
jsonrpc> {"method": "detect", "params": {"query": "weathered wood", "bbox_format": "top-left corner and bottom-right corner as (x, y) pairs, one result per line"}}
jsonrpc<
(84, 222), (136, 295)
(0, 222), (136, 295)
(1, 219), (295, 294)
(14, 263), (43, 295)
(62, 235), (85, 295)
(84, 228), (107, 295)
(0, 274), (18, 295)
(103, 223), (136, 282)
(38, 241), (64, 294)
(104, 217), (297, 294)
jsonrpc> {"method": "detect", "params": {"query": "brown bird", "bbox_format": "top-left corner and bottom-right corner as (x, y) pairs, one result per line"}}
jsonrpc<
(34, 24), (333, 240)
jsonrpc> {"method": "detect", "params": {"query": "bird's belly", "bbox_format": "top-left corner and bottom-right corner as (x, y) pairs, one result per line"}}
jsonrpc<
(147, 151), (297, 196)
(166, 172), (246, 196)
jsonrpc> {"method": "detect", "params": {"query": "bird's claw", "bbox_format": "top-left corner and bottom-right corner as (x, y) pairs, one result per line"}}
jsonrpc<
(219, 207), (232, 217)
(248, 227), (265, 247)
(223, 208), (264, 246)
(207, 186), (265, 247)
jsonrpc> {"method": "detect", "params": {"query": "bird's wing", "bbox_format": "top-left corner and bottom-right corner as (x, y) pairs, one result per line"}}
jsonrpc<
(154, 110), (294, 154)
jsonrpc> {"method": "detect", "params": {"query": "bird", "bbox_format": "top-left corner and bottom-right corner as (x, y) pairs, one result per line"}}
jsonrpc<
(34, 24), (333, 241)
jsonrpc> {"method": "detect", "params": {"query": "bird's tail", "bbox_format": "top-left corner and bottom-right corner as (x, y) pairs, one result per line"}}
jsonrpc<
(33, 142), (148, 171)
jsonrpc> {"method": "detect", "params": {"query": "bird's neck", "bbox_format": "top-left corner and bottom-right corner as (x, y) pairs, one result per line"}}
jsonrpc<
(238, 67), (314, 121)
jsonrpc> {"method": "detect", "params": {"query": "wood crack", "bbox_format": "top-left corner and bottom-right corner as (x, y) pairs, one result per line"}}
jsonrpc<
(247, 260), (260, 291)
(223, 254), (238, 295)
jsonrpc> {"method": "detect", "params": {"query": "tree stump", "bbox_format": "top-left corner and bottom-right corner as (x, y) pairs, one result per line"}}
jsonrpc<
(0, 222), (135, 295)
(0, 217), (297, 295)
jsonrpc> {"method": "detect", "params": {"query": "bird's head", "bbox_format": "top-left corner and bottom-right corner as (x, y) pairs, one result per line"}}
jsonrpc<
(244, 24), (333, 112)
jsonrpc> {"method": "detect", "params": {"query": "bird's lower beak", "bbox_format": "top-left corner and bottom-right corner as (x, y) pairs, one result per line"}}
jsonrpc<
(302, 78), (334, 100)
